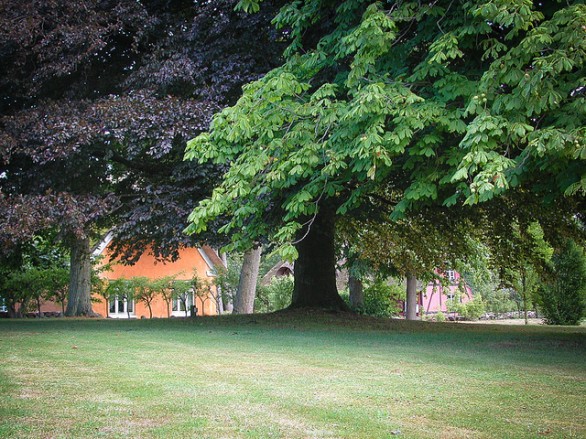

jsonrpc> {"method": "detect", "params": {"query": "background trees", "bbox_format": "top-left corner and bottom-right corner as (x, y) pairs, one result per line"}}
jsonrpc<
(0, 234), (69, 317)
(538, 240), (586, 325)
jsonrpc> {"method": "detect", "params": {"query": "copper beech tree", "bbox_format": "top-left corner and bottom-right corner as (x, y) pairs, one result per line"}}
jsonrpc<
(0, 0), (284, 315)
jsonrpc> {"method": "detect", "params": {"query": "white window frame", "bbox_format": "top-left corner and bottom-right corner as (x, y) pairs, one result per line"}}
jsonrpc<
(108, 295), (135, 319)
(171, 291), (194, 317)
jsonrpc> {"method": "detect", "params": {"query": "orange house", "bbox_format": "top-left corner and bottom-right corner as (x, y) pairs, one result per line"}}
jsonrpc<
(92, 234), (225, 319)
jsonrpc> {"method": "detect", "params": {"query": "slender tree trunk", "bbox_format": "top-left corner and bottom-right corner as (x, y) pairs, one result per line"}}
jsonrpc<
(223, 292), (233, 313)
(290, 207), (349, 311)
(522, 271), (529, 325)
(221, 253), (233, 313)
(426, 284), (435, 314)
(348, 274), (364, 309)
(233, 244), (261, 314)
(215, 289), (224, 315)
(405, 274), (418, 320)
(65, 235), (96, 317)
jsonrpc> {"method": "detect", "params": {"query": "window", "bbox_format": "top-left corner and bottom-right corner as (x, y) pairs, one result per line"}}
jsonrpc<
(172, 291), (194, 317)
(446, 270), (456, 283)
(108, 295), (134, 318)
(0, 298), (6, 313)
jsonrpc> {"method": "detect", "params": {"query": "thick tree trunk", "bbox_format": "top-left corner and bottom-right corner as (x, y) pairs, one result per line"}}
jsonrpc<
(290, 207), (349, 310)
(348, 274), (364, 309)
(65, 235), (96, 317)
(405, 274), (418, 320)
(8, 302), (17, 319)
(233, 244), (261, 314)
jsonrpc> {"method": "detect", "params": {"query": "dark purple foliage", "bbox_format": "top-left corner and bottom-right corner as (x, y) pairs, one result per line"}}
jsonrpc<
(0, 0), (285, 260)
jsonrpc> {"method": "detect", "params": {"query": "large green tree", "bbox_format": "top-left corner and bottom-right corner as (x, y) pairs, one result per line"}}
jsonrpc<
(185, 0), (585, 309)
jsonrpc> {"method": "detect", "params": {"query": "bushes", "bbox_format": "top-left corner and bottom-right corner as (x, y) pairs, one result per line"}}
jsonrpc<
(255, 276), (293, 313)
(351, 280), (404, 318)
(447, 295), (486, 321)
(538, 240), (586, 325)
(460, 297), (485, 320)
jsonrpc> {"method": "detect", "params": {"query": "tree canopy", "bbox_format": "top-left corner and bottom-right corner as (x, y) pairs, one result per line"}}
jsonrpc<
(1, 0), (284, 256)
(185, 0), (585, 308)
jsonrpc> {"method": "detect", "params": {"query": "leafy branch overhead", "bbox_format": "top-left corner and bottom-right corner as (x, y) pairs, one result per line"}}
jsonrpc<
(185, 0), (585, 258)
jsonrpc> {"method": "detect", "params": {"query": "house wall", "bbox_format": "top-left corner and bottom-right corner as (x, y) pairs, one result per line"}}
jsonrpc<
(421, 271), (473, 314)
(93, 246), (219, 318)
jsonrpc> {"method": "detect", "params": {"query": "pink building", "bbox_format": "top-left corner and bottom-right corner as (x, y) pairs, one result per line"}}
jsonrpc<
(419, 270), (473, 315)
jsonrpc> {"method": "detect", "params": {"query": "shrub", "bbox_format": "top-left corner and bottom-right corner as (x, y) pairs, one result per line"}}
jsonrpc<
(355, 280), (403, 318)
(538, 240), (586, 325)
(447, 296), (485, 321)
(460, 297), (485, 320)
(435, 311), (446, 322)
(255, 276), (293, 313)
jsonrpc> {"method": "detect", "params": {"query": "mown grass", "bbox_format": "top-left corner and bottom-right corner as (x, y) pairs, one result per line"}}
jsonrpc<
(0, 311), (584, 438)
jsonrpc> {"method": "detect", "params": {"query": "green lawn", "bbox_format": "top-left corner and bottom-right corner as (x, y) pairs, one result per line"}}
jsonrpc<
(0, 312), (584, 438)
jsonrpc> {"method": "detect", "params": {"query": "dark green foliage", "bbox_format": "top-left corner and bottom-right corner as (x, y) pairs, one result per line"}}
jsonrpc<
(0, 234), (69, 317)
(255, 276), (293, 313)
(538, 240), (586, 325)
(351, 280), (404, 318)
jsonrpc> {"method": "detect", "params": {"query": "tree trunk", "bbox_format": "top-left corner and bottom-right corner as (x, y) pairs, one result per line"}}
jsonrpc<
(290, 207), (349, 310)
(215, 290), (224, 315)
(233, 244), (261, 314)
(348, 274), (364, 309)
(521, 270), (529, 325)
(8, 302), (17, 319)
(405, 274), (418, 320)
(65, 235), (96, 317)
(221, 252), (233, 313)
(426, 285), (435, 314)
